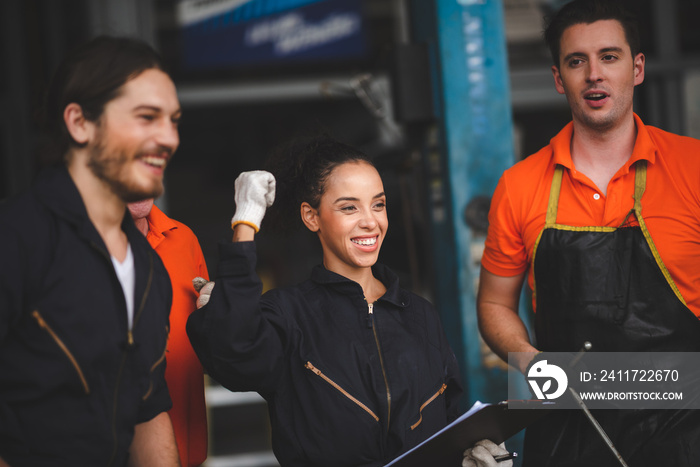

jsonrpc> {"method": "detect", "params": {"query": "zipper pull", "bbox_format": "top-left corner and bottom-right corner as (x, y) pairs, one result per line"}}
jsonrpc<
(305, 362), (320, 375)
(366, 302), (374, 328)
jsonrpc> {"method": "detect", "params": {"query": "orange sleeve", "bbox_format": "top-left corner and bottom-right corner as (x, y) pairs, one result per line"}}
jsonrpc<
(482, 174), (529, 277)
(196, 241), (209, 282)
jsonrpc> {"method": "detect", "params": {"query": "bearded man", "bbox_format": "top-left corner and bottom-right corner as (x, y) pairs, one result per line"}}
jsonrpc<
(0, 36), (181, 466)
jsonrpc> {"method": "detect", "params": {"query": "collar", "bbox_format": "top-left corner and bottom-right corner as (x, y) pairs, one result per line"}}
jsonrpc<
(35, 165), (92, 229)
(145, 204), (178, 250)
(551, 113), (658, 174)
(310, 263), (411, 308)
(33, 166), (154, 308)
(34, 165), (139, 250)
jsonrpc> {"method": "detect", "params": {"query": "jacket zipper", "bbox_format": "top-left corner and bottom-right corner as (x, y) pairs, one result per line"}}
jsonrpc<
(368, 302), (392, 429)
(131, 250), (154, 340)
(107, 350), (129, 466)
(32, 310), (90, 395)
(305, 361), (379, 422)
(96, 244), (155, 466)
(410, 383), (447, 430)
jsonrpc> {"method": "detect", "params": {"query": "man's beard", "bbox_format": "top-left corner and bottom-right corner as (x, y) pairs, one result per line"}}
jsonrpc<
(87, 141), (164, 203)
(575, 108), (620, 133)
(568, 86), (634, 134)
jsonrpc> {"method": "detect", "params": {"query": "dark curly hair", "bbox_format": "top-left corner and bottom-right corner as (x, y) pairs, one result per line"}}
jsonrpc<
(544, 0), (641, 67)
(262, 135), (374, 233)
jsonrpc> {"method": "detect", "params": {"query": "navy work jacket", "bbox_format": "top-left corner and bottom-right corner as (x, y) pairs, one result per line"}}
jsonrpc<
(0, 167), (172, 466)
(188, 241), (463, 467)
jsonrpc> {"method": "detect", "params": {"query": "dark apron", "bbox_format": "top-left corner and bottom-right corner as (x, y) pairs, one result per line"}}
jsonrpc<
(523, 161), (700, 467)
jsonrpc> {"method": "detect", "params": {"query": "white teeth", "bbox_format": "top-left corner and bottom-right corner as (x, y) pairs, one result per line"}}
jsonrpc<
(142, 156), (166, 168)
(352, 237), (377, 246)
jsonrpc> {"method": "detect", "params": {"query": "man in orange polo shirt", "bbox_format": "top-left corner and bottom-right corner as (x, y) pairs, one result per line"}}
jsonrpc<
(477, 1), (700, 466)
(129, 199), (209, 467)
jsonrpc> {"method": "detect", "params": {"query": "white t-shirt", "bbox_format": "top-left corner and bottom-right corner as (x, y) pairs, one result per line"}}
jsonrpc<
(111, 244), (135, 330)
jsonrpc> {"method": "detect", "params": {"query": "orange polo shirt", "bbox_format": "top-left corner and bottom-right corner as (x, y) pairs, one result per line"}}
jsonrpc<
(146, 206), (209, 466)
(482, 114), (700, 316)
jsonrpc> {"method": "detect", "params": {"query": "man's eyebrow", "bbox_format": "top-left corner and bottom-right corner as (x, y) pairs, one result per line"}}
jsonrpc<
(563, 46), (625, 62)
(562, 51), (586, 62)
(133, 105), (162, 112)
(599, 46), (625, 54)
(133, 105), (183, 117)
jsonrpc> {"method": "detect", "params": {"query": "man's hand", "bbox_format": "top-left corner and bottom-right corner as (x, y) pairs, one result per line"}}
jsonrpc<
(192, 277), (214, 309)
(231, 170), (276, 232)
(463, 440), (513, 467)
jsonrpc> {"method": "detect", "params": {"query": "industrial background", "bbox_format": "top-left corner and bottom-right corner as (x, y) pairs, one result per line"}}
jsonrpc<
(2, 0), (700, 465)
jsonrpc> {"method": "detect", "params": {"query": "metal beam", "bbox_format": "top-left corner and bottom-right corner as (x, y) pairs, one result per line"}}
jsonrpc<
(408, 0), (515, 406)
(432, 0), (515, 403)
(177, 74), (390, 106)
(85, 0), (157, 45)
(649, 0), (683, 134)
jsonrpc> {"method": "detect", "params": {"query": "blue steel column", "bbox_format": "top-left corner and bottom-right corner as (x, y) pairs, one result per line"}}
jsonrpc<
(410, 0), (515, 404)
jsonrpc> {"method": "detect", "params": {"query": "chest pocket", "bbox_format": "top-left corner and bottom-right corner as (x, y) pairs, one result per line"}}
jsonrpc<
(410, 382), (447, 430)
(304, 360), (379, 422)
(32, 310), (90, 395)
(142, 325), (169, 401)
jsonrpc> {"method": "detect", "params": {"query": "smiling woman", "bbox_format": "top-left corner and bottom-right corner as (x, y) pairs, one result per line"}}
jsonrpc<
(186, 136), (468, 467)
(302, 161), (388, 282)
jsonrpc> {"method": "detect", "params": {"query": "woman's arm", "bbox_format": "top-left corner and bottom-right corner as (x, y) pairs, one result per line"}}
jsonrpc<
(187, 172), (288, 394)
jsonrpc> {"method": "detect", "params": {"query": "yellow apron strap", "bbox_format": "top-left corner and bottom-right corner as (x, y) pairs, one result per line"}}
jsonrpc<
(545, 165), (564, 226)
(633, 160), (687, 305)
(633, 160), (647, 215)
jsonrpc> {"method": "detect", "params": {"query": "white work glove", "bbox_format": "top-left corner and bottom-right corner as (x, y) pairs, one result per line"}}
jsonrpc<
(193, 277), (215, 309)
(231, 170), (276, 232)
(463, 440), (512, 467)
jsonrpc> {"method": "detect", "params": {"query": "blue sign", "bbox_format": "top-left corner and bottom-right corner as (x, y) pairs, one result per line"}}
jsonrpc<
(178, 0), (367, 70)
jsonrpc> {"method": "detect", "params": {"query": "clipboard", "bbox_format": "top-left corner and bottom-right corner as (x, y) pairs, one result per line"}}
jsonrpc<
(384, 401), (548, 467)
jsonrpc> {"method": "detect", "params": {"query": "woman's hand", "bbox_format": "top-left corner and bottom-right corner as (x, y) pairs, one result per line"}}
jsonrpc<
(231, 170), (276, 233)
